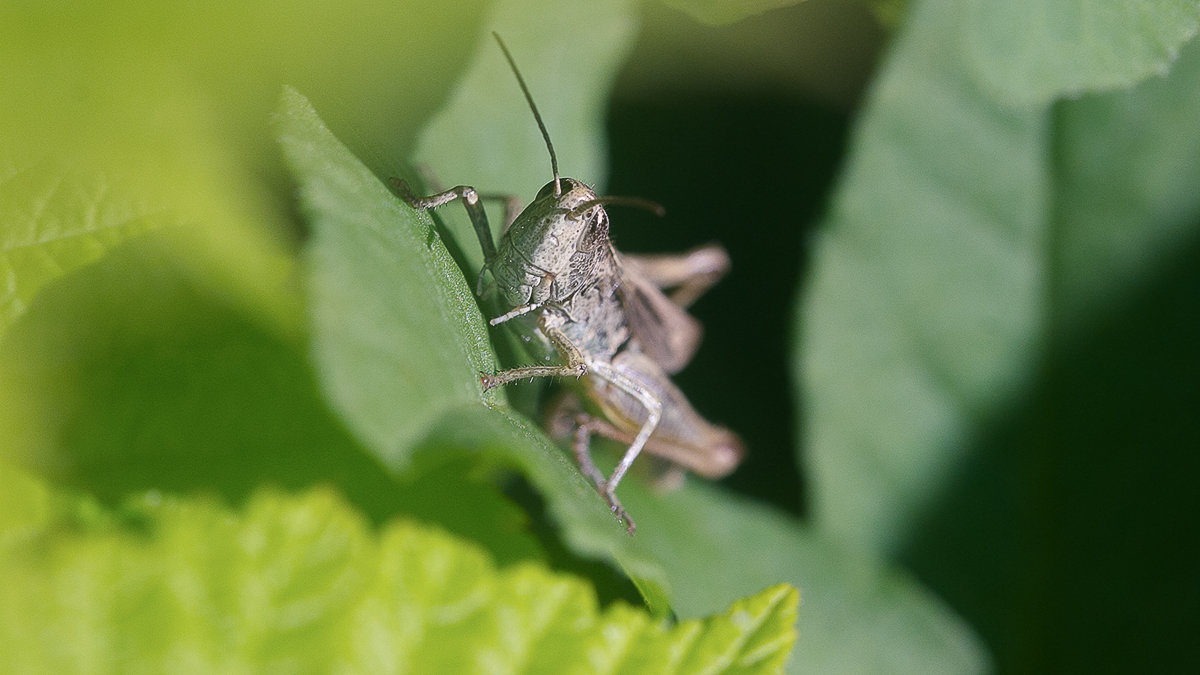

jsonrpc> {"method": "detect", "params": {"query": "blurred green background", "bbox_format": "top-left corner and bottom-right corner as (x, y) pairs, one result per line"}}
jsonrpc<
(4, 0), (1200, 672)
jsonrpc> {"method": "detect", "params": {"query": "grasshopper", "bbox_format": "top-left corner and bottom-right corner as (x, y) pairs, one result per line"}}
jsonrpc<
(393, 34), (742, 533)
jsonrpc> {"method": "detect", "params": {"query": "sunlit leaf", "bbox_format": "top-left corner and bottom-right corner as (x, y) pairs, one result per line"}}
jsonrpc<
(0, 486), (798, 674)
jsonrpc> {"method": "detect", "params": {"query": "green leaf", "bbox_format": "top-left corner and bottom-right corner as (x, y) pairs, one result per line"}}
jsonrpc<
(617, 482), (990, 674)
(0, 461), (54, 545)
(278, 85), (495, 461)
(0, 1), (497, 334)
(0, 220), (546, 565)
(800, 0), (1200, 554)
(0, 230), (331, 492)
(961, 0), (1200, 105)
(0, 485), (798, 674)
(0, 163), (162, 334)
(1053, 41), (1200, 327)
(413, 405), (674, 612)
(799, 0), (1047, 555)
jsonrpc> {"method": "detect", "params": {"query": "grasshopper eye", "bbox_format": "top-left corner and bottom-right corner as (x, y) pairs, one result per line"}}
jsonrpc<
(535, 181), (559, 201)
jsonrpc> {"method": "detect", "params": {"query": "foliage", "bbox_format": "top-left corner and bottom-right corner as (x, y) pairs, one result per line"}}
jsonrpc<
(3, 0), (1197, 672)
(0, 479), (797, 674)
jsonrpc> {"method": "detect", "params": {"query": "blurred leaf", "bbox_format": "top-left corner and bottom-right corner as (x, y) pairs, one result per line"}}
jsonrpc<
(0, 461), (53, 545)
(0, 0), (496, 334)
(868, 0), (909, 27)
(414, 0), (638, 275)
(799, 0), (1046, 555)
(0, 486), (798, 674)
(0, 230), (339, 494)
(617, 482), (990, 674)
(659, 0), (809, 26)
(0, 222), (545, 564)
(961, 0), (1200, 105)
(0, 52), (289, 338)
(0, 163), (162, 334)
(1054, 40), (1200, 327)
(799, 0), (1200, 572)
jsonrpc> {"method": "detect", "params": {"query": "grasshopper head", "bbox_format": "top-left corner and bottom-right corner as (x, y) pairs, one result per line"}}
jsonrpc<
(491, 177), (611, 307)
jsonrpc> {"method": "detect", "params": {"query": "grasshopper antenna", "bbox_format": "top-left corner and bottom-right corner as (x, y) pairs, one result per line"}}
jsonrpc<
(493, 32), (561, 197)
(571, 196), (666, 218)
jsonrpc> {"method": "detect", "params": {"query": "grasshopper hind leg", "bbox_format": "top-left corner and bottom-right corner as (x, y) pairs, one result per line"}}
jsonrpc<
(572, 419), (637, 534)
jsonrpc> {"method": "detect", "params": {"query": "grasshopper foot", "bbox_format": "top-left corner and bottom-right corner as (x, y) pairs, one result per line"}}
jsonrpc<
(602, 487), (636, 535)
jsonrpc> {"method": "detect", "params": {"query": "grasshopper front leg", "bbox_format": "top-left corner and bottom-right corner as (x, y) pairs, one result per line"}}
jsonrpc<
(391, 178), (497, 265)
(392, 177), (531, 297)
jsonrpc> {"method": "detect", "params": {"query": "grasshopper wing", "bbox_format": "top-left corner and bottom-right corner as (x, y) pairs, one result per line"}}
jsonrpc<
(617, 260), (703, 374)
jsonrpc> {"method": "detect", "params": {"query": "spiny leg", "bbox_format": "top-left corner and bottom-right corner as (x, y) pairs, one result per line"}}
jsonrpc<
(408, 167), (523, 231)
(390, 177), (499, 281)
(571, 418), (609, 489)
(585, 362), (664, 535)
(567, 410), (687, 491)
(480, 320), (587, 390)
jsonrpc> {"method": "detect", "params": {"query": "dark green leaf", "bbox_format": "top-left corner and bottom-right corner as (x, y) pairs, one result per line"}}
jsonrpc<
(618, 482), (990, 674)
(799, 0), (1047, 554)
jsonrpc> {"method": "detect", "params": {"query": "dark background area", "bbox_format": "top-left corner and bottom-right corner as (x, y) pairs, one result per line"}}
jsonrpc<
(605, 96), (844, 515)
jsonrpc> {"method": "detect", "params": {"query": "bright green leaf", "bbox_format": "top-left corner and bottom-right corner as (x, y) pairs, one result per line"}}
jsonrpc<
(0, 461), (53, 545)
(962, 0), (1200, 105)
(0, 486), (798, 674)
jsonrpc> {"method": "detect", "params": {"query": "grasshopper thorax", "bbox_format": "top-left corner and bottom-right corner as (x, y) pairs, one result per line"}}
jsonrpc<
(490, 177), (612, 308)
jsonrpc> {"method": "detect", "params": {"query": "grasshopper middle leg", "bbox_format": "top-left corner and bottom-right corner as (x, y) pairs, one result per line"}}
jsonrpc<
(479, 317), (587, 390)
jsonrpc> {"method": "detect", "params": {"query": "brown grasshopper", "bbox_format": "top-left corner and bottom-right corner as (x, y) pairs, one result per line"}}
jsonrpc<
(393, 34), (742, 533)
